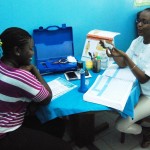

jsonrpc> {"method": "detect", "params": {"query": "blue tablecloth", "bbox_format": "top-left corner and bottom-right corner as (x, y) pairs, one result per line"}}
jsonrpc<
(36, 70), (141, 123)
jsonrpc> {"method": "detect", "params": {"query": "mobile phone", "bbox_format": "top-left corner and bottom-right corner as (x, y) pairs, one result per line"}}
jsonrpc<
(64, 71), (78, 80)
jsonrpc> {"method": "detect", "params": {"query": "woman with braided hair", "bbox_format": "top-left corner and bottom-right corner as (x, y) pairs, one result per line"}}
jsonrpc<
(0, 27), (72, 150)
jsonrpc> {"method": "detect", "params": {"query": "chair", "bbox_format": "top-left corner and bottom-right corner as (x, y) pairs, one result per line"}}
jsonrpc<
(120, 118), (150, 143)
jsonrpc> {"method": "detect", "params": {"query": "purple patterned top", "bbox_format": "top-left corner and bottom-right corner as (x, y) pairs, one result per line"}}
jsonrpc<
(0, 60), (49, 138)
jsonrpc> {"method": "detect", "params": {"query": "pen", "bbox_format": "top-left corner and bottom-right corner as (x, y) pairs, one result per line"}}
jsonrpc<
(88, 52), (93, 60)
(93, 52), (96, 60)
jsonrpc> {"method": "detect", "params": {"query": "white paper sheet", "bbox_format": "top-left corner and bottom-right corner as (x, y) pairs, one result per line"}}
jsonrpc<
(48, 77), (77, 100)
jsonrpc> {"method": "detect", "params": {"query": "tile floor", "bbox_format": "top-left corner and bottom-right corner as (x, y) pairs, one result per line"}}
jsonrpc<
(63, 111), (150, 150)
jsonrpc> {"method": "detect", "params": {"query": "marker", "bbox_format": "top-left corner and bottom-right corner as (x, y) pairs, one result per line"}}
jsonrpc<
(88, 52), (93, 60)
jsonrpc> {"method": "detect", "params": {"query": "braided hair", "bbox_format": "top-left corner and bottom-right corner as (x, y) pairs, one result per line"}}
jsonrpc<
(0, 27), (31, 56)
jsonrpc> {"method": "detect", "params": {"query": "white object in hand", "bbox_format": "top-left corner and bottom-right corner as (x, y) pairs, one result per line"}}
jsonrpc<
(103, 41), (114, 50)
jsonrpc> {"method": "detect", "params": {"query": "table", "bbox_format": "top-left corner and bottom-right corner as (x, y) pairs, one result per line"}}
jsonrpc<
(36, 69), (141, 148)
(36, 70), (140, 122)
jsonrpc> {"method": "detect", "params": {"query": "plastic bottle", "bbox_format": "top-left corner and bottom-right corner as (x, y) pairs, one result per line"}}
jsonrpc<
(101, 53), (108, 70)
(78, 69), (88, 93)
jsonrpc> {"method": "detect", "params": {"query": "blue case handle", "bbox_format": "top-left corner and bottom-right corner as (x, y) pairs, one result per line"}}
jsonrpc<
(37, 24), (66, 31)
(46, 24), (66, 31)
(46, 26), (60, 30)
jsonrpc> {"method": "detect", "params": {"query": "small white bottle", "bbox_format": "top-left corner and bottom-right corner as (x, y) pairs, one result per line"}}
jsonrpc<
(101, 53), (108, 70)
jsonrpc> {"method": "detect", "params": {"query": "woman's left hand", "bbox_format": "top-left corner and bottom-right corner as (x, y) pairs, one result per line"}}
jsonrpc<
(106, 47), (126, 58)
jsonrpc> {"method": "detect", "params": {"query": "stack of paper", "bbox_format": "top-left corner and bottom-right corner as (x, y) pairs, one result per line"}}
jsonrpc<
(83, 64), (136, 111)
(47, 77), (77, 100)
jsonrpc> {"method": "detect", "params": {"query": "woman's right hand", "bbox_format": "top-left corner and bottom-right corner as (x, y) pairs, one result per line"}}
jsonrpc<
(106, 48), (127, 68)
(106, 47), (126, 58)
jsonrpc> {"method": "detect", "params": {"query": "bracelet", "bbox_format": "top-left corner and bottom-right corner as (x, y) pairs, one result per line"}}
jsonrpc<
(130, 65), (136, 70)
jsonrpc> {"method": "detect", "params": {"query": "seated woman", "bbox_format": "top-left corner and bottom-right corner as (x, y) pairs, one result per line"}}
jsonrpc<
(106, 8), (150, 147)
(0, 27), (72, 150)
(105, 8), (150, 148)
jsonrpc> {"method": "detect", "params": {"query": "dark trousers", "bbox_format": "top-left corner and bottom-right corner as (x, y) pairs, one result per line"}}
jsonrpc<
(22, 115), (66, 138)
(0, 116), (72, 150)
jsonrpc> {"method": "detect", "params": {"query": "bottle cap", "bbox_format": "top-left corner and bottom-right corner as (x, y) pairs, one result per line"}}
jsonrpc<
(77, 61), (83, 70)
(96, 56), (101, 60)
(79, 68), (85, 74)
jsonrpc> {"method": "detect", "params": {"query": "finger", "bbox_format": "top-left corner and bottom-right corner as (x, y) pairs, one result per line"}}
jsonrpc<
(108, 48), (120, 57)
(112, 47), (120, 53)
(99, 40), (105, 48)
(106, 48), (112, 57)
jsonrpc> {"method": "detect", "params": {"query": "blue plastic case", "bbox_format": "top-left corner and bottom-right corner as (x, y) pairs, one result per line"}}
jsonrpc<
(33, 24), (77, 74)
